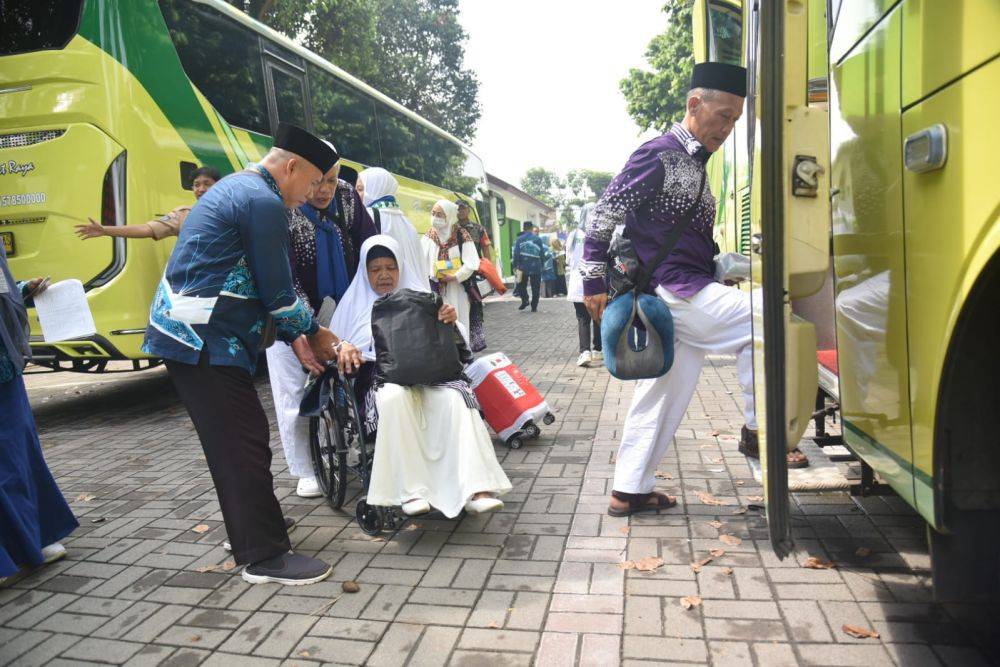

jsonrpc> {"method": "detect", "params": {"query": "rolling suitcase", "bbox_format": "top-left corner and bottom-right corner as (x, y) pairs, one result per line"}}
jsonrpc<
(466, 352), (555, 449)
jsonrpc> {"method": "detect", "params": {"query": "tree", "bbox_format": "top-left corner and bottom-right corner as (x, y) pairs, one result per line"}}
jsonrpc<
(566, 169), (614, 201)
(235, 0), (481, 142)
(619, 0), (694, 133)
(520, 167), (564, 208)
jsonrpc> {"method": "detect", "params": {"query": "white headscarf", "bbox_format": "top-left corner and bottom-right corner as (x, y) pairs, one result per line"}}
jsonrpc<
(360, 167), (397, 207)
(359, 168), (429, 291)
(429, 199), (459, 242)
(329, 234), (429, 361)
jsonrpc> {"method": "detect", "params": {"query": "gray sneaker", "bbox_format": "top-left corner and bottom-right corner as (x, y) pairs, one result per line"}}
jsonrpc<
(242, 551), (332, 585)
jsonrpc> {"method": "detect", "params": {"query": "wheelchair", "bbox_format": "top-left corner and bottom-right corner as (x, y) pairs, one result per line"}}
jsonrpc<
(300, 365), (407, 536)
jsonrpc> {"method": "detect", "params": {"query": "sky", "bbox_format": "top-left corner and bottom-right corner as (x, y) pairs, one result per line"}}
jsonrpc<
(459, 0), (669, 187)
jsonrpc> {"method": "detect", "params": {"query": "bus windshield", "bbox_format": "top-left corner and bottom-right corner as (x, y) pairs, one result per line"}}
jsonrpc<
(0, 0), (83, 56)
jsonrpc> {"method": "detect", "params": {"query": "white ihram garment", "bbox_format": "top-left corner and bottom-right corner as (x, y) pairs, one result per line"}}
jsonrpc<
(266, 341), (312, 478)
(366, 383), (512, 518)
(614, 282), (756, 494)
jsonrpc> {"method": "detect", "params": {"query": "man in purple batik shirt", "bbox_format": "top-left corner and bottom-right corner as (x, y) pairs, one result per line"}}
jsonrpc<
(582, 62), (808, 518)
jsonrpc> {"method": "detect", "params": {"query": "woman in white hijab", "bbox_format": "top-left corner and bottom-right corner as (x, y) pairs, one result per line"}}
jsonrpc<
(359, 168), (429, 292)
(420, 199), (480, 331)
(332, 235), (510, 518)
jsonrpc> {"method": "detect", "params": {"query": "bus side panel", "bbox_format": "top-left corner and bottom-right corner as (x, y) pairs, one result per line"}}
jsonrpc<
(902, 57), (1000, 524)
(829, 7), (917, 506)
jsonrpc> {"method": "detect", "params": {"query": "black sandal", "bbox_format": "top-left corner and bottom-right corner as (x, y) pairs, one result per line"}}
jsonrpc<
(607, 490), (677, 517)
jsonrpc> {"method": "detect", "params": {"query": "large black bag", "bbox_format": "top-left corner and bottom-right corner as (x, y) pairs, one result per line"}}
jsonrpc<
(372, 289), (465, 386)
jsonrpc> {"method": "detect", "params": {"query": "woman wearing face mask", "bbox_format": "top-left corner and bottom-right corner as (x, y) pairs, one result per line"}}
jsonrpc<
(420, 200), (480, 332)
(358, 168), (429, 292)
(333, 235), (510, 517)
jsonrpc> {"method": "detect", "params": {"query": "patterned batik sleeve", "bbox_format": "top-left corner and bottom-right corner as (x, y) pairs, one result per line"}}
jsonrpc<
(241, 197), (318, 338)
(581, 143), (665, 296)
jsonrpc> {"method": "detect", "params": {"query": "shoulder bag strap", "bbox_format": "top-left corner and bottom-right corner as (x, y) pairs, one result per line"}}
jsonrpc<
(634, 169), (708, 293)
(373, 207), (381, 231)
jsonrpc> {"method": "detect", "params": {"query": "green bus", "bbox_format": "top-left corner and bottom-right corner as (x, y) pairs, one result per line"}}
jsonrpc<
(0, 0), (491, 371)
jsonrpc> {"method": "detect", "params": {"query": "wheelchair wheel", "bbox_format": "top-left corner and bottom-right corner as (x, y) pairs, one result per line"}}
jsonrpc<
(310, 398), (348, 510)
(356, 499), (383, 535)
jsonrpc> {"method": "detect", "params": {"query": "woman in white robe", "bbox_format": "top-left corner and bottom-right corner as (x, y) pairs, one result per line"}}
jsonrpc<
(420, 200), (480, 332)
(332, 235), (511, 518)
(359, 168), (429, 292)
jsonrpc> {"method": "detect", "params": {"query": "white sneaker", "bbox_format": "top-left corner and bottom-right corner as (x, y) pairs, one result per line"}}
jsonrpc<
(296, 476), (323, 498)
(592, 350), (604, 362)
(401, 498), (431, 516)
(576, 350), (592, 367)
(464, 497), (504, 515)
(41, 543), (66, 564)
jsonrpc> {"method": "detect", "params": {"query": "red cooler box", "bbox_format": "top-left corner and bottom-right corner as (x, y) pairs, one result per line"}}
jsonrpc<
(466, 352), (555, 447)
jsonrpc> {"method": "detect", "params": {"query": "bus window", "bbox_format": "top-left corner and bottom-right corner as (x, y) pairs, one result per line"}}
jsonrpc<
(159, 0), (269, 135)
(376, 104), (424, 182)
(0, 0), (82, 56)
(309, 66), (380, 167)
(267, 63), (308, 130)
(708, 2), (743, 65)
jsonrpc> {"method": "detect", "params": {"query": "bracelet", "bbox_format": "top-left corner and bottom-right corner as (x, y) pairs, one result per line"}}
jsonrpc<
(332, 341), (349, 353)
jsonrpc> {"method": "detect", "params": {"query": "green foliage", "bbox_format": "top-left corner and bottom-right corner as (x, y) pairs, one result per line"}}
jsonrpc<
(520, 167), (564, 208)
(241, 0), (481, 142)
(619, 0), (694, 133)
(566, 169), (614, 201)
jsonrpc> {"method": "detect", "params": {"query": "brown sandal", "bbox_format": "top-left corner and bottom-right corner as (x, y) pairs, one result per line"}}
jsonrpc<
(608, 490), (677, 517)
(739, 427), (810, 468)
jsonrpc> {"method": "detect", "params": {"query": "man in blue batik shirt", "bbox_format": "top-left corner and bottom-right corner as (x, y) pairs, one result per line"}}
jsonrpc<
(512, 221), (546, 312)
(144, 123), (342, 586)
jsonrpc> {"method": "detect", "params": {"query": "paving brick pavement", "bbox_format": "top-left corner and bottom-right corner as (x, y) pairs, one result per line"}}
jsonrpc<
(2, 297), (993, 666)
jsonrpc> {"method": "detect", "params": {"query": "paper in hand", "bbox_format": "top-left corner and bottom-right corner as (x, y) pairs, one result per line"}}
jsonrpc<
(33, 279), (98, 342)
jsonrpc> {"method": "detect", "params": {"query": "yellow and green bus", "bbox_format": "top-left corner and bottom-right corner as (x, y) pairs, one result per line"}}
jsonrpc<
(0, 0), (492, 372)
(693, 0), (1000, 600)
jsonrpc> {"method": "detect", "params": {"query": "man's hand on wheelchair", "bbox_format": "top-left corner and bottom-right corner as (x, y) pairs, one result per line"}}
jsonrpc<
(337, 341), (363, 376)
(438, 303), (458, 325)
(293, 335), (325, 376)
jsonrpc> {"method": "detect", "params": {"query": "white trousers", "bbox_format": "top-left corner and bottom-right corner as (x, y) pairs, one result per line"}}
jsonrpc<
(265, 341), (312, 479)
(614, 282), (755, 494)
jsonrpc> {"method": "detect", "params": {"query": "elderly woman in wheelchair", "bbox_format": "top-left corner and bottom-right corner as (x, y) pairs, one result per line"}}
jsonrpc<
(326, 235), (510, 520)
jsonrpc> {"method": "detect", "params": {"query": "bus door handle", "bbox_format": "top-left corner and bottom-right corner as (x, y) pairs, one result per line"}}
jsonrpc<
(751, 233), (763, 255)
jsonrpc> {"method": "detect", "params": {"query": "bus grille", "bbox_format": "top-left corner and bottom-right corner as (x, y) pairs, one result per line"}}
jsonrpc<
(739, 187), (752, 256)
(0, 130), (65, 149)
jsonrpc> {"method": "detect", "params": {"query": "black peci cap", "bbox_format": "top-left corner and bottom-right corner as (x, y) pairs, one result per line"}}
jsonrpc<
(339, 165), (358, 186)
(690, 62), (747, 97)
(273, 122), (340, 173)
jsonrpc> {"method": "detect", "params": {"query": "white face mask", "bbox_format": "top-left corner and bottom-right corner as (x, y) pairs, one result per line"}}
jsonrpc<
(431, 214), (448, 229)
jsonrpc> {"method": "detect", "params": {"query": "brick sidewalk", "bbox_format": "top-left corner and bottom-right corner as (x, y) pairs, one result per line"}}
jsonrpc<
(0, 299), (991, 666)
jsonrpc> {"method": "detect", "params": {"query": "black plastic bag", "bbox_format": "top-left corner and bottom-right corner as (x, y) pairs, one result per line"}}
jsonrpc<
(372, 289), (464, 386)
(607, 234), (641, 300)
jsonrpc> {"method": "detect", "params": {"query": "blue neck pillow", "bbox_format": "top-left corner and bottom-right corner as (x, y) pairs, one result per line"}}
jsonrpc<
(600, 292), (674, 380)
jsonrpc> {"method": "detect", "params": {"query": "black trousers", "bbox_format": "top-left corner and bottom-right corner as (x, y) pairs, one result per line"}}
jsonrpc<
(518, 273), (541, 310)
(166, 355), (290, 565)
(574, 302), (602, 353)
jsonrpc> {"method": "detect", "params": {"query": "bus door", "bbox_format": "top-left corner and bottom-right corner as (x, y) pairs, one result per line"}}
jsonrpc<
(261, 42), (310, 133)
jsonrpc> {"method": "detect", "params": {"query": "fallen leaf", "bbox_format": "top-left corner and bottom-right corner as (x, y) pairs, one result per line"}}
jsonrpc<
(189, 634), (201, 642)
(710, 430), (720, 437)
(91, 517), (106, 523)
(690, 554), (715, 573)
(619, 526), (630, 536)
(709, 548), (726, 558)
(342, 580), (360, 593)
(710, 457), (724, 464)
(722, 567), (733, 575)
(75, 493), (95, 502)
(507, 608), (515, 612)
(680, 595), (702, 610)
(747, 495), (764, 502)
(654, 470), (673, 480)
(195, 565), (218, 573)
(736, 480), (745, 486)
(707, 520), (723, 529)
(487, 621), (500, 629)
(854, 547), (872, 558)
(370, 536), (386, 542)
(802, 557), (836, 570)
(697, 491), (725, 506)
(690, 562), (702, 573)
(191, 524), (210, 534)
(719, 534), (742, 546)
(299, 651), (311, 658)
(620, 556), (664, 572)
(731, 507), (748, 515)
(842, 624), (880, 639)
(222, 561), (236, 571)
